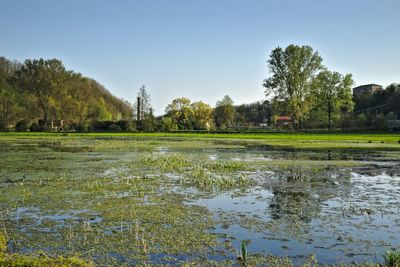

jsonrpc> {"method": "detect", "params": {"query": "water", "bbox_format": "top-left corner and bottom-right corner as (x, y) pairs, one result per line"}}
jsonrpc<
(0, 138), (399, 265)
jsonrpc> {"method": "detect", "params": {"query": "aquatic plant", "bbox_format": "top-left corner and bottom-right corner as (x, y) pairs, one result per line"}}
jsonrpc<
(0, 231), (93, 266)
(137, 153), (190, 171)
(241, 240), (247, 262)
(184, 162), (252, 190)
(383, 249), (400, 267)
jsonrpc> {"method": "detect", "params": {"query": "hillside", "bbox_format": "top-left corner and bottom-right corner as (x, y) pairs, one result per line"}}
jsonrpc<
(0, 56), (133, 131)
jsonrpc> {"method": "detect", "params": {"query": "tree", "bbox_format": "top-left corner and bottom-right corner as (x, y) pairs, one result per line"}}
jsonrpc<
(133, 85), (152, 121)
(160, 117), (178, 131)
(0, 57), (22, 130)
(165, 97), (194, 130)
(67, 75), (91, 124)
(190, 101), (213, 130)
(263, 45), (323, 129)
(235, 100), (272, 126)
(15, 58), (71, 129)
(214, 95), (235, 129)
(312, 71), (354, 131)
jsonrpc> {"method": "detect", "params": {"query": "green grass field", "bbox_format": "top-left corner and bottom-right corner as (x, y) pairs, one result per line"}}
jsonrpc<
(1, 131), (399, 150)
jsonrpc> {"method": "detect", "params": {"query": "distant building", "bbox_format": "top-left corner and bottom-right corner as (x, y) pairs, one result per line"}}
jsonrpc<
(274, 116), (292, 128)
(50, 120), (64, 131)
(353, 84), (382, 95)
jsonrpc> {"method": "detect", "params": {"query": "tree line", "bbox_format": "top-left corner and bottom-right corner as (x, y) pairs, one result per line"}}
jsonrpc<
(1, 45), (399, 132)
(263, 45), (399, 131)
(0, 57), (133, 131)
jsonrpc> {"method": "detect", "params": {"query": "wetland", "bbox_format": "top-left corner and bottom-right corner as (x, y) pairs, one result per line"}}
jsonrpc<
(0, 134), (400, 266)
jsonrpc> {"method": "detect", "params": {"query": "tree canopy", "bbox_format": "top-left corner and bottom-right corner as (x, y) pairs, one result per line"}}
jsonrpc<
(263, 45), (323, 129)
(0, 56), (133, 131)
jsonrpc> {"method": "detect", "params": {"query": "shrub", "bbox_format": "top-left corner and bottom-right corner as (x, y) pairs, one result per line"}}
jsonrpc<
(107, 124), (122, 132)
(15, 120), (31, 132)
(29, 122), (43, 132)
(117, 120), (136, 132)
(75, 123), (88, 132)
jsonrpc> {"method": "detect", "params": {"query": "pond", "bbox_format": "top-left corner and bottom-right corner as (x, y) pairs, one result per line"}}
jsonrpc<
(0, 137), (399, 266)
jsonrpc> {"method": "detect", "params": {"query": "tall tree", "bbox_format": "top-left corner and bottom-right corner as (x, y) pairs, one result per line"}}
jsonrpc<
(313, 70), (354, 131)
(133, 85), (152, 121)
(263, 45), (323, 129)
(15, 58), (70, 129)
(214, 95), (235, 129)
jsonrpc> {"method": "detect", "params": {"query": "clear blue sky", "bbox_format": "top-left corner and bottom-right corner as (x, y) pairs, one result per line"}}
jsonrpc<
(1, 0), (399, 115)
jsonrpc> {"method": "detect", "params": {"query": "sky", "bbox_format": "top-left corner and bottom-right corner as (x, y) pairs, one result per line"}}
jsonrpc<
(1, 0), (399, 115)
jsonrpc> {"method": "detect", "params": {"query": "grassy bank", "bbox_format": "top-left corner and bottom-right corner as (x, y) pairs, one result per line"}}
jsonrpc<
(1, 131), (399, 150)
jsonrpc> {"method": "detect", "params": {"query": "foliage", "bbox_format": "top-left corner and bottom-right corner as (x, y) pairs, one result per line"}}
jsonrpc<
(133, 85), (153, 121)
(190, 101), (213, 130)
(15, 120), (31, 132)
(241, 240), (247, 261)
(214, 95), (235, 129)
(263, 45), (323, 129)
(312, 70), (354, 130)
(0, 56), (133, 131)
(165, 97), (194, 130)
(235, 100), (272, 126)
(383, 249), (400, 267)
(14, 58), (71, 129)
(116, 120), (136, 132)
(160, 117), (179, 131)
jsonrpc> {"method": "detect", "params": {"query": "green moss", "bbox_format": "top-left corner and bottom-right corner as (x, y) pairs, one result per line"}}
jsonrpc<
(0, 254), (93, 267)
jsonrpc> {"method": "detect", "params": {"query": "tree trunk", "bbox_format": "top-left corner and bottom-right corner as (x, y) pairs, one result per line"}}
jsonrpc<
(328, 113), (331, 132)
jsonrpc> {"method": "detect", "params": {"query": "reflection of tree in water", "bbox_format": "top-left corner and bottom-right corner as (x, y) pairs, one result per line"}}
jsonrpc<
(263, 149), (381, 162)
(267, 166), (352, 224)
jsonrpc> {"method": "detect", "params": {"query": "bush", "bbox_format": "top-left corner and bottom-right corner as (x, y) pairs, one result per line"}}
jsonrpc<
(75, 123), (88, 132)
(107, 124), (122, 132)
(89, 121), (114, 132)
(29, 122), (43, 132)
(117, 120), (136, 132)
(15, 120), (31, 132)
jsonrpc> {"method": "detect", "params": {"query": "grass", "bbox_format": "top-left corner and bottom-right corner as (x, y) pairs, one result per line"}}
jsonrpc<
(1, 131), (400, 150)
(383, 250), (400, 267)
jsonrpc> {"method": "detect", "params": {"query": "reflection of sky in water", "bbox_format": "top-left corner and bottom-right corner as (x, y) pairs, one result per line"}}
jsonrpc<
(190, 166), (400, 264)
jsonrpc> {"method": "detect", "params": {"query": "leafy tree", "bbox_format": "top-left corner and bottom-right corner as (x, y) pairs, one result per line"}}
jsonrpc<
(263, 45), (323, 129)
(15, 58), (71, 129)
(165, 97), (194, 130)
(142, 110), (156, 131)
(312, 71), (354, 131)
(235, 100), (272, 126)
(190, 101), (213, 130)
(160, 117), (178, 131)
(67, 75), (90, 124)
(214, 95), (235, 129)
(89, 98), (112, 121)
(0, 57), (22, 130)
